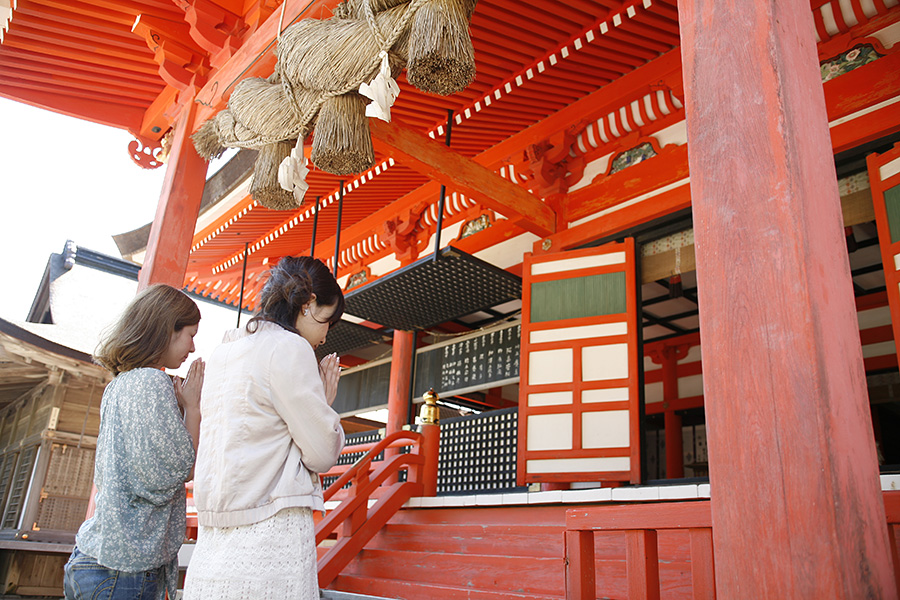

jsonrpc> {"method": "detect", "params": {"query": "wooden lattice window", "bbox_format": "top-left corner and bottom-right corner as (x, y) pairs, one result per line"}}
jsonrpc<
(36, 444), (95, 532)
(2, 444), (38, 529)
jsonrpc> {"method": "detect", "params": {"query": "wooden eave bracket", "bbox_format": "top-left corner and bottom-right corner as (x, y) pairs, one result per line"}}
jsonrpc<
(369, 118), (556, 238)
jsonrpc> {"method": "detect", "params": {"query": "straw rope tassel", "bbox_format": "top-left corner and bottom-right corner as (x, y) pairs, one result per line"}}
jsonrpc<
(251, 140), (302, 210)
(191, 0), (476, 189)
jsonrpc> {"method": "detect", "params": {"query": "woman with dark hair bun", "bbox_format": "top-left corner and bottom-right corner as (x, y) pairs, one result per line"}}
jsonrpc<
(184, 256), (346, 600)
(64, 284), (204, 600)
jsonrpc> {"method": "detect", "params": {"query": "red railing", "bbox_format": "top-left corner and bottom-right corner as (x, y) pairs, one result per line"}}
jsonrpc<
(565, 500), (715, 600)
(316, 424), (439, 588)
(185, 481), (197, 540)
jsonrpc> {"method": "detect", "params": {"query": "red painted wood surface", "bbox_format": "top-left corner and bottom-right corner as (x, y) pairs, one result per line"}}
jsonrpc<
(827, 51), (900, 154)
(316, 430), (431, 587)
(689, 528), (716, 600)
(661, 348), (686, 479)
(679, 0), (896, 597)
(370, 119), (556, 237)
(539, 180), (692, 255)
(627, 529), (660, 600)
(331, 502), (703, 599)
(566, 501), (712, 531)
(565, 530), (594, 600)
(386, 330), (415, 438)
(138, 101), (207, 289)
(887, 492), (900, 591)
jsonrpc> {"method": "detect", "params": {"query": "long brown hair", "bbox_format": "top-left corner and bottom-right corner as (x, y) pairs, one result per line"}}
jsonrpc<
(94, 284), (201, 376)
(248, 256), (344, 334)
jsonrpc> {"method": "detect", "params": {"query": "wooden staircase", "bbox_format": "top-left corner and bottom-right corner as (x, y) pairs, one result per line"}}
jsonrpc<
(329, 508), (569, 600)
(316, 427), (439, 589)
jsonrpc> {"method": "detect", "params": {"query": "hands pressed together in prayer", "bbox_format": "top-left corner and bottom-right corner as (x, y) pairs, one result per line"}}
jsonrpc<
(319, 353), (341, 406)
(174, 358), (205, 412)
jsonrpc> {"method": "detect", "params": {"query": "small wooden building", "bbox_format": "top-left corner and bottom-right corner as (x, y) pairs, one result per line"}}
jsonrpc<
(0, 319), (105, 596)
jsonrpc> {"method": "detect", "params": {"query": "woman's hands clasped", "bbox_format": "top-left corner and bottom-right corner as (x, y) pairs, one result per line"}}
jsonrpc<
(319, 353), (341, 406)
(174, 358), (205, 412)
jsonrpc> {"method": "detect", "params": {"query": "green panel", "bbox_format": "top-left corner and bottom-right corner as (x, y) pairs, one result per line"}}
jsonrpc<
(531, 271), (626, 323)
(886, 184), (900, 244)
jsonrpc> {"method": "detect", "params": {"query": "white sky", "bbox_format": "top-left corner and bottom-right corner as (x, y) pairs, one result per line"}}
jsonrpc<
(0, 97), (165, 319)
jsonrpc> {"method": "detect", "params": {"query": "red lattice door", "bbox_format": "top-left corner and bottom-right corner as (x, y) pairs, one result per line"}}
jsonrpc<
(517, 239), (641, 485)
(869, 143), (900, 365)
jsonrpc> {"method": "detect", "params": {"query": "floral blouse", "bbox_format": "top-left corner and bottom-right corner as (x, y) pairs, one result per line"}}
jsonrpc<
(76, 367), (195, 599)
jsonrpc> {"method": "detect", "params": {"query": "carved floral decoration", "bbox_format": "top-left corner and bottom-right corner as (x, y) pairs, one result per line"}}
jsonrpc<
(609, 142), (658, 175)
(459, 214), (492, 239)
(820, 44), (882, 83)
(346, 270), (369, 290)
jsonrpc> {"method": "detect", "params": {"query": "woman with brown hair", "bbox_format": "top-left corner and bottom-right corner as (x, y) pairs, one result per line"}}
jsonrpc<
(183, 256), (345, 600)
(64, 284), (205, 600)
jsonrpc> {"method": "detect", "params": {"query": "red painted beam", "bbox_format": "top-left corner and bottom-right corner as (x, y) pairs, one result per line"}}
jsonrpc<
(679, 0), (895, 597)
(688, 528), (716, 600)
(626, 529), (660, 600)
(139, 101), (208, 289)
(386, 330), (415, 436)
(370, 118), (556, 238)
(565, 530), (595, 600)
(0, 87), (145, 131)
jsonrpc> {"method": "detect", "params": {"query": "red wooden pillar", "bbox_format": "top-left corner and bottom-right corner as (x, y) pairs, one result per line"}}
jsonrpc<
(384, 330), (415, 477)
(137, 100), (207, 291)
(660, 348), (684, 479)
(386, 330), (415, 437)
(678, 1), (895, 598)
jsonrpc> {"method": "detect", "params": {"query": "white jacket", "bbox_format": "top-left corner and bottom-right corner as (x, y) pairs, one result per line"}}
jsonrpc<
(193, 321), (345, 527)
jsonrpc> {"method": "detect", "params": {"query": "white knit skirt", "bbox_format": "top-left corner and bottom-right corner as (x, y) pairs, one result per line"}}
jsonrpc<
(182, 507), (318, 600)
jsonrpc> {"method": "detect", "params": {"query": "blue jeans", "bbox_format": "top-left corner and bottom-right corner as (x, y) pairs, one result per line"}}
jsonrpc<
(64, 547), (161, 600)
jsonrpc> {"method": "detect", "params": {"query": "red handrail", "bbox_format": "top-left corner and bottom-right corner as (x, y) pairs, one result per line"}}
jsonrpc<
(316, 429), (432, 588)
(322, 430), (422, 502)
(315, 452), (424, 545)
(565, 501), (715, 600)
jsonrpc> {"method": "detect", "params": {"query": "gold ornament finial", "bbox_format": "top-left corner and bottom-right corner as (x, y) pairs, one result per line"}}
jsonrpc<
(420, 388), (440, 425)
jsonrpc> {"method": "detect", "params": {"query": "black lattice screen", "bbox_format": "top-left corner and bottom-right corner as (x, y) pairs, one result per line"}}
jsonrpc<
(325, 409), (522, 496)
(343, 247), (522, 331)
(322, 430), (383, 490)
(437, 407), (522, 495)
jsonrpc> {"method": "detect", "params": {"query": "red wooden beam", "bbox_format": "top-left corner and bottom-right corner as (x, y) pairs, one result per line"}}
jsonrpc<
(689, 528), (717, 600)
(564, 530), (595, 600)
(139, 100), (208, 289)
(0, 87), (145, 131)
(386, 330), (415, 436)
(566, 501), (712, 531)
(370, 118), (556, 237)
(679, 0), (896, 597)
(626, 530), (660, 600)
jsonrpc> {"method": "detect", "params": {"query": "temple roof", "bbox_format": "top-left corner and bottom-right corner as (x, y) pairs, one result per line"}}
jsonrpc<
(2, 0), (896, 325)
(0, 1), (683, 305)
